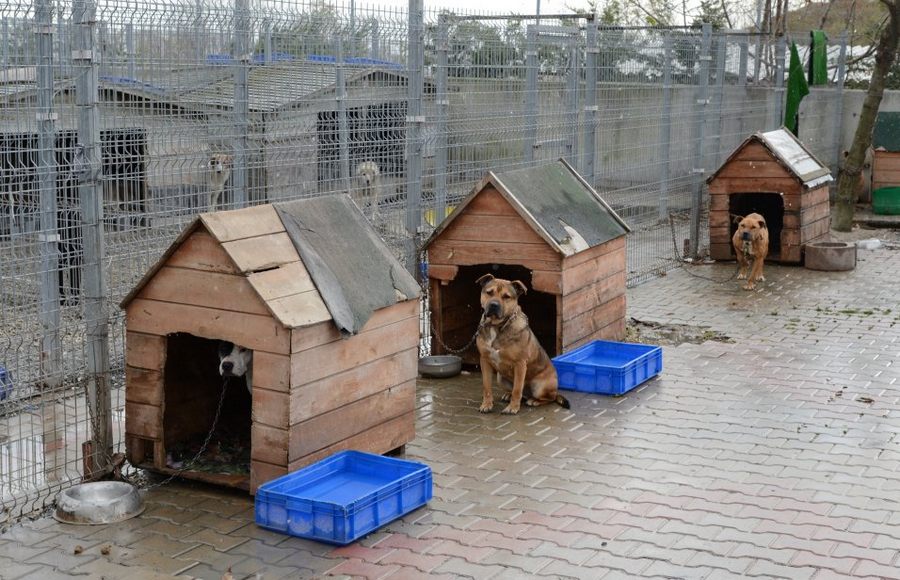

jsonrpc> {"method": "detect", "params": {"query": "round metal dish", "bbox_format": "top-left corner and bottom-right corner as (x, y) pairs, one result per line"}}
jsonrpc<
(54, 481), (145, 525)
(418, 355), (462, 378)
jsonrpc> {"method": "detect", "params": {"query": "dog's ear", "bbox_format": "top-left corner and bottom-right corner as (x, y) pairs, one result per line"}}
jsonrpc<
(475, 274), (494, 288)
(757, 218), (766, 229)
(511, 280), (528, 297)
(732, 214), (744, 224)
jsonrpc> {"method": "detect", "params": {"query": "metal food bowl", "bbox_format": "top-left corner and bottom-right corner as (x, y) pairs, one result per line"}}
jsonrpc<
(418, 355), (462, 378)
(54, 481), (145, 525)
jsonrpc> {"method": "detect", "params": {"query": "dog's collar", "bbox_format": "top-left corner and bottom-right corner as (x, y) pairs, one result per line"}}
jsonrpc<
(481, 309), (524, 334)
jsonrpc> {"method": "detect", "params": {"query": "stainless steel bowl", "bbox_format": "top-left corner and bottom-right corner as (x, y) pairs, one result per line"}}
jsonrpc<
(418, 355), (462, 378)
(54, 481), (145, 525)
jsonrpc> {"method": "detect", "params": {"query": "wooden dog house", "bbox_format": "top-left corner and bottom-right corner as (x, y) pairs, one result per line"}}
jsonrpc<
(120, 197), (421, 493)
(707, 128), (833, 264)
(423, 160), (630, 364)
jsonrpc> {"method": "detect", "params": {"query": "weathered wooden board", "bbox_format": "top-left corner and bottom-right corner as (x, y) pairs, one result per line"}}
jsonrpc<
(290, 348), (417, 425)
(201, 204), (284, 243)
(287, 411), (415, 472)
(289, 381), (416, 459)
(125, 332), (166, 371)
(167, 230), (239, 274)
(126, 298), (291, 354)
(222, 232), (298, 273)
(138, 266), (270, 316)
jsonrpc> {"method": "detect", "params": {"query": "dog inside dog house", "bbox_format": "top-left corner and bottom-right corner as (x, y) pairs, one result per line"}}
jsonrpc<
(120, 196), (421, 493)
(707, 128), (833, 264)
(423, 159), (631, 365)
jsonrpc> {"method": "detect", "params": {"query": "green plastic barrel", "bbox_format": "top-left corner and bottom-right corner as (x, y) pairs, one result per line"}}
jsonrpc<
(872, 187), (900, 215)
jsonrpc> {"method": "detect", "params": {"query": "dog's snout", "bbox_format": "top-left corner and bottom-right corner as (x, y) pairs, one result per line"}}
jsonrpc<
(486, 301), (501, 316)
(221, 361), (234, 373)
(742, 231), (751, 241)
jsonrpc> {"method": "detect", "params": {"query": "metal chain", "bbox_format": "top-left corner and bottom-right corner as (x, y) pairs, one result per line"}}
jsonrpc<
(430, 315), (485, 355)
(669, 213), (741, 284)
(135, 377), (232, 492)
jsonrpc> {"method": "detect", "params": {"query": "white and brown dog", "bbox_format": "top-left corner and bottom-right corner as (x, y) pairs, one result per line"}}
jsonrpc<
(732, 213), (769, 291)
(207, 153), (233, 211)
(218, 341), (252, 394)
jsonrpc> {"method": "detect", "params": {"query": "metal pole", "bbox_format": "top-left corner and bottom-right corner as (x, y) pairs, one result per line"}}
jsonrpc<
(524, 25), (538, 163)
(565, 32), (578, 164)
(265, 18), (272, 64)
(752, 0), (763, 83)
(658, 32), (673, 221)
(583, 20), (597, 183)
(336, 38), (350, 194)
(126, 22), (135, 80)
(350, 0), (356, 58)
(434, 13), (449, 223)
(2, 19), (14, 235)
(689, 23), (712, 260)
(73, 0), (112, 477)
(711, 34), (727, 167)
(370, 20), (379, 61)
(771, 35), (786, 130)
(232, 0), (250, 208)
(195, 0), (204, 63)
(832, 32), (848, 182)
(35, 0), (63, 482)
(738, 36), (748, 86)
(405, 0), (424, 277)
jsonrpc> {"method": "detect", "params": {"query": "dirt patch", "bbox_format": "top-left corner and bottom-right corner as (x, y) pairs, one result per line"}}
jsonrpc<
(625, 317), (733, 346)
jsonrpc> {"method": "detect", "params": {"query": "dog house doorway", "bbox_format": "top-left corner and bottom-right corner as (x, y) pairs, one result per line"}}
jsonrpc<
(162, 333), (252, 488)
(436, 264), (558, 365)
(729, 193), (784, 258)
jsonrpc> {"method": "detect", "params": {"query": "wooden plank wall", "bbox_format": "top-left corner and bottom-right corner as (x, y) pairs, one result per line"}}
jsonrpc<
(873, 151), (900, 191)
(125, 227), (293, 484)
(560, 237), (627, 351)
(285, 299), (419, 478)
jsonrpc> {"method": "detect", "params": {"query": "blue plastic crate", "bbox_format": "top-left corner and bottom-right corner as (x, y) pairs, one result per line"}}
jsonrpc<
(254, 450), (432, 545)
(552, 340), (662, 396)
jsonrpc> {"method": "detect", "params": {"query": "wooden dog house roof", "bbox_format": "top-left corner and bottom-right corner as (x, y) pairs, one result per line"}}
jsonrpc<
(425, 159), (630, 256)
(707, 128), (833, 189)
(120, 196), (420, 336)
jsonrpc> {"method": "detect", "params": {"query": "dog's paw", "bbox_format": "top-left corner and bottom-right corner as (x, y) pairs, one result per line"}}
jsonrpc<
(737, 272), (747, 280)
(500, 392), (512, 402)
(743, 283), (755, 291)
(479, 401), (494, 413)
(756, 274), (766, 282)
(500, 404), (520, 415)
(525, 398), (541, 407)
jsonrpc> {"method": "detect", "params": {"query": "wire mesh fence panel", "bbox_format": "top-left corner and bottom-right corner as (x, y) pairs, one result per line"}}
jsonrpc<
(0, 0), (849, 519)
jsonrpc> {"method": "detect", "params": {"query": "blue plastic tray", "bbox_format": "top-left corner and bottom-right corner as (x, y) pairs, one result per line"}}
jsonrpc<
(552, 340), (662, 396)
(254, 450), (432, 545)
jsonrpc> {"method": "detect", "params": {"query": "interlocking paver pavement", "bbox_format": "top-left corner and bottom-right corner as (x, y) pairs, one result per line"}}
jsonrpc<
(4, 231), (900, 579)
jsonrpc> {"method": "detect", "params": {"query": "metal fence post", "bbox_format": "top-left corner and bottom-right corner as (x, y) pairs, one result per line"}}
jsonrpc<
(657, 31), (673, 221)
(771, 35), (786, 130)
(336, 38), (350, 193)
(832, 31), (848, 180)
(565, 31), (578, 164)
(524, 25), (538, 163)
(126, 22), (135, 80)
(434, 13), (449, 222)
(194, 0), (204, 63)
(370, 20), (379, 61)
(73, 0), (112, 477)
(264, 18), (272, 64)
(583, 19), (597, 183)
(35, 0), (63, 482)
(711, 34), (727, 167)
(232, 0), (250, 208)
(689, 23), (712, 260)
(405, 0), (424, 277)
(738, 35), (748, 86)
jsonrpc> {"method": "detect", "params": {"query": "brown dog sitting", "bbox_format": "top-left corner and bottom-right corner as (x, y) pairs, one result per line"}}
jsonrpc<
(475, 274), (570, 414)
(732, 213), (769, 291)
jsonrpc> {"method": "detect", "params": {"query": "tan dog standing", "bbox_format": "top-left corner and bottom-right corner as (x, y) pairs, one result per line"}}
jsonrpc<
(475, 274), (570, 414)
(732, 212), (769, 290)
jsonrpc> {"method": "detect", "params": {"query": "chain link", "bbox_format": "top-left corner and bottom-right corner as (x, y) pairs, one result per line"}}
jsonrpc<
(669, 213), (741, 284)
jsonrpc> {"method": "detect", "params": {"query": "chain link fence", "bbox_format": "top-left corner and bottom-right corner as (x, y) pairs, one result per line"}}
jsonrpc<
(0, 0), (848, 519)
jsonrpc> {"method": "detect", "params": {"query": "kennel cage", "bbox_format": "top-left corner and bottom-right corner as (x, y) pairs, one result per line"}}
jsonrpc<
(707, 128), (833, 264)
(121, 197), (420, 493)
(423, 160), (630, 365)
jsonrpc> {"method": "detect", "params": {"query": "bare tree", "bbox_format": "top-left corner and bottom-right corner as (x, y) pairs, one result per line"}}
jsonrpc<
(832, 1), (900, 231)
